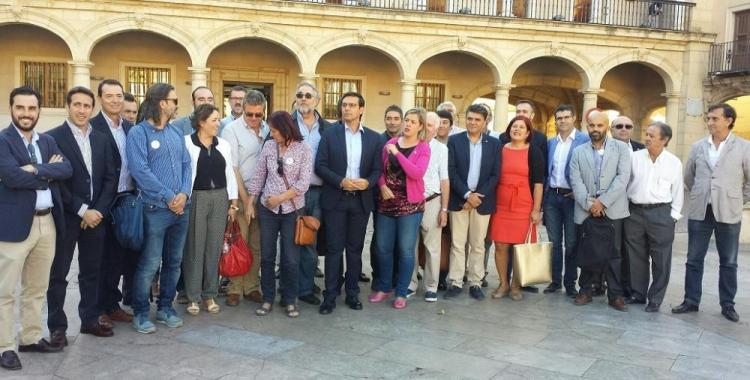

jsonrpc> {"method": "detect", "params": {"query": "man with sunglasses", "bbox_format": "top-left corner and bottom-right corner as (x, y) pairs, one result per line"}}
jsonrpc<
(611, 116), (645, 152)
(221, 90), (269, 306)
(292, 82), (332, 306)
(174, 86), (215, 136)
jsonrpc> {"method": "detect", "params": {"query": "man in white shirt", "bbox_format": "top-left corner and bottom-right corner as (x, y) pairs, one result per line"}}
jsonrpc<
(623, 122), (683, 313)
(409, 112), (449, 302)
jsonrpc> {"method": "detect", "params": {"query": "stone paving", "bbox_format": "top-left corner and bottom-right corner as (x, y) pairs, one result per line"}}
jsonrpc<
(7, 226), (750, 379)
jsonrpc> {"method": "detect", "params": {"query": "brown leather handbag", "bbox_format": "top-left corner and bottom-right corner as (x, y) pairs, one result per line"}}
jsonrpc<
(278, 151), (320, 246)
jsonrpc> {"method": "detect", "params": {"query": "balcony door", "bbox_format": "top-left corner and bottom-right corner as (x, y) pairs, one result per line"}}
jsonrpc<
(733, 10), (750, 71)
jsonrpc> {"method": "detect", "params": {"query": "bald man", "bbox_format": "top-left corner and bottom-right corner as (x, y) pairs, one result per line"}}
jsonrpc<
(569, 111), (632, 311)
(611, 115), (645, 152)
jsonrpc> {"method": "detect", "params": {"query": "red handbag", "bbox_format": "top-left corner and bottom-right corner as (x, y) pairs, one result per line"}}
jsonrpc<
(219, 221), (252, 277)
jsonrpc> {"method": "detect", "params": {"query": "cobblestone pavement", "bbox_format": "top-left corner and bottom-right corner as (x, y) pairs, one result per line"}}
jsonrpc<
(7, 224), (750, 379)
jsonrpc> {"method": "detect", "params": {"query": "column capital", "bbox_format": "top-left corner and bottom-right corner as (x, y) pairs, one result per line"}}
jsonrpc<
(494, 83), (515, 92)
(579, 87), (602, 95)
(661, 92), (681, 100)
(188, 66), (211, 74)
(400, 79), (418, 87)
(298, 72), (319, 81)
(67, 60), (94, 69)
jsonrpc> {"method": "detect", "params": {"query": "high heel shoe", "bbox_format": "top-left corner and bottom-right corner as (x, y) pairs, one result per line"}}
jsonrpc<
(204, 299), (220, 314)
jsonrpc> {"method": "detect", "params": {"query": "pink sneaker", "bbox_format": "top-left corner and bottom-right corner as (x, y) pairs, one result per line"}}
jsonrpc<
(393, 297), (407, 309)
(368, 291), (392, 303)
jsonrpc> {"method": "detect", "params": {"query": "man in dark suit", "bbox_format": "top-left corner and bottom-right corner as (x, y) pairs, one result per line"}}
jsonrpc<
(90, 79), (136, 325)
(444, 104), (501, 300)
(315, 92), (382, 315)
(46, 86), (118, 345)
(0, 87), (72, 371)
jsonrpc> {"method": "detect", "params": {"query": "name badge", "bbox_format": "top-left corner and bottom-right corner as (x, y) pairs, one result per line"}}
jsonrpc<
(151, 140), (161, 149)
(285, 157), (294, 165)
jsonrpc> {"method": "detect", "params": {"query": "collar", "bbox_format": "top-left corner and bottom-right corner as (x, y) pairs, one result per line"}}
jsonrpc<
(590, 137), (607, 151)
(66, 119), (92, 138)
(12, 122), (39, 144)
(557, 129), (576, 143)
(241, 118), (264, 137)
(102, 112), (122, 130)
(706, 132), (733, 146)
(344, 122), (364, 135)
(190, 132), (218, 148)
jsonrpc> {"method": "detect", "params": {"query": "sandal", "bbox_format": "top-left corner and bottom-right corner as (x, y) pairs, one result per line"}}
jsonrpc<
(255, 302), (272, 316)
(285, 304), (300, 318)
(491, 285), (509, 299)
(186, 302), (200, 315)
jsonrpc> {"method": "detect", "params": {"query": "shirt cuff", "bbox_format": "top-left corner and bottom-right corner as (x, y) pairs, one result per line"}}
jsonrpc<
(464, 191), (471, 200)
(78, 204), (89, 218)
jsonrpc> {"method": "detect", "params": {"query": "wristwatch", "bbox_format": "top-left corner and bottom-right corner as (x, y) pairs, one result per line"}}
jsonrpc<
(441, 208), (448, 212)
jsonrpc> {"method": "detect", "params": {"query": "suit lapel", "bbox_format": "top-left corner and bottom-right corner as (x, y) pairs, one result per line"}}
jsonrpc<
(61, 123), (86, 169)
(716, 136), (736, 168)
(4, 126), (33, 165)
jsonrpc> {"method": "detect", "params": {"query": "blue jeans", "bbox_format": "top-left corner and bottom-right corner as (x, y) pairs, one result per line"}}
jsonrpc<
(543, 190), (578, 289)
(132, 205), (190, 316)
(298, 187), (322, 297)
(374, 212), (423, 297)
(685, 205), (740, 306)
(259, 205), (299, 305)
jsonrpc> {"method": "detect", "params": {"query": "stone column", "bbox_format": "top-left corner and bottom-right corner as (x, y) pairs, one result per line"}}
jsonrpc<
(580, 88), (601, 128)
(188, 67), (210, 89)
(401, 79), (417, 111)
(68, 60), (93, 88)
(298, 72), (320, 89)
(664, 93), (681, 133)
(493, 83), (514, 132)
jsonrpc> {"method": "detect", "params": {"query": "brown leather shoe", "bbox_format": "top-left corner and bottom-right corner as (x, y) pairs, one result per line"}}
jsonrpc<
(226, 294), (240, 306)
(49, 330), (67, 348)
(608, 297), (629, 312)
(574, 292), (593, 306)
(244, 291), (262, 303)
(108, 308), (133, 322)
(80, 323), (114, 337)
(98, 314), (114, 330)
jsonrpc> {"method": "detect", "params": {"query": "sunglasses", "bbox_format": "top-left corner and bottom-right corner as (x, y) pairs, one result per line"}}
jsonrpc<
(245, 112), (263, 118)
(613, 124), (633, 130)
(295, 92), (314, 99)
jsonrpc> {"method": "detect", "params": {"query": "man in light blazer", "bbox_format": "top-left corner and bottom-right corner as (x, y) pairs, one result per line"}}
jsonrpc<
(569, 110), (631, 311)
(673, 103), (750, 322)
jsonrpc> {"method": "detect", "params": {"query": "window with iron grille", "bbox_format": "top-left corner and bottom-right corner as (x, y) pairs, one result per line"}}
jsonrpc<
(322, 77), (362, 120)
(125, 66), (172, 105)
(415, 82), (445, 111)
(21, 61), (67, 108)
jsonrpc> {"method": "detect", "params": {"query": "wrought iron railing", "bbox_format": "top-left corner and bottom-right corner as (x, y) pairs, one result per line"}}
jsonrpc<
(289, 0), (694, 32)
(709, 40), (750, 76)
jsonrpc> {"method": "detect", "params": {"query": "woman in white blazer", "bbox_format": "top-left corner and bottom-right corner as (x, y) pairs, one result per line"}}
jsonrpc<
(182, 104), (238, 316)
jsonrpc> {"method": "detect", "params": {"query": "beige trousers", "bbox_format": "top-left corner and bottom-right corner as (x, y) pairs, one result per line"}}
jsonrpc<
(0, 214), (55, 352)
(227, 202), (262, 296)
(448, 208), (490, 287)
(410, 196), (443, 292)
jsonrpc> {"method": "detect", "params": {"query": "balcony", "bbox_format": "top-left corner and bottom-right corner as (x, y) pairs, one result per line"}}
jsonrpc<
(709, 40), (750, 76)
(289, 0), (694, 32)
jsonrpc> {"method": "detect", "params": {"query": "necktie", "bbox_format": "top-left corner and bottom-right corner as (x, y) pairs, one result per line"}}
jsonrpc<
(28, 143), (37, 164)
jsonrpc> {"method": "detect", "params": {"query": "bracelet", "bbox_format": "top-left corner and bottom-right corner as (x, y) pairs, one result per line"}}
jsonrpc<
(229, 205), (240, 211)
(441, 208), (448, 212)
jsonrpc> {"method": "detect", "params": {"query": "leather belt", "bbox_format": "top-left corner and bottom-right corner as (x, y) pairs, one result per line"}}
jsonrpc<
(35, 208), (52, 216)
(343, 191), (359, 197)
(549, 187), (572, 195)
(425, 193), (440, 203)
(630, 202), (670, 209)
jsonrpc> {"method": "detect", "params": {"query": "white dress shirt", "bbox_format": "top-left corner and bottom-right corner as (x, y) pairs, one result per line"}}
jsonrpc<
(423, 138), (449, 197)
(707, 132), (731, 169)
(344, 123), (363, 179)
(549, 129), (576, 189)
(14, 125), (53, 210)
(627, 148), (684, 220)
(67, 120), (93, 217)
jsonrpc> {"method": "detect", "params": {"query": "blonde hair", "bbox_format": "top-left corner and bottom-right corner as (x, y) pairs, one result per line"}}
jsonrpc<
(404, 107), (428, 141)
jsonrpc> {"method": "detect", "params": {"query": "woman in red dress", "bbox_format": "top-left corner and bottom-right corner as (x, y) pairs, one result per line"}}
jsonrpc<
(489, 116), (545, 301)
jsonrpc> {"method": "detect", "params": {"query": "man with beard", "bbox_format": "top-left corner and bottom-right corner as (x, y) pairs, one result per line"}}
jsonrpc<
(570, 110), (631, 311)
(221, 85), (247, 130)
(292, 82), (332, 305)
(174, 86), (215, 136)
(0, 87), (72, 371)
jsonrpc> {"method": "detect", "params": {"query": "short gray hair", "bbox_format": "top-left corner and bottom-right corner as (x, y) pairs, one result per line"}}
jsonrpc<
(437, 101), (456, 113)
(649, 122), (673, 146)
(295, 81), (320, 99)
(243, 90), (266, 108)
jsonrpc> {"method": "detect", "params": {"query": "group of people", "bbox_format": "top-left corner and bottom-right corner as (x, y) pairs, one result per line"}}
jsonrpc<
(1, 79), (747, 371)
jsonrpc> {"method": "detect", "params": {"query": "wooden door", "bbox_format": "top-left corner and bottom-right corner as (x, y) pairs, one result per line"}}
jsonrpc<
(733, 10), (750, 71)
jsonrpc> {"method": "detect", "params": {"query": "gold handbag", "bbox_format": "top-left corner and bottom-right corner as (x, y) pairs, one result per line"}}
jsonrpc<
(512, 223), (553, 287)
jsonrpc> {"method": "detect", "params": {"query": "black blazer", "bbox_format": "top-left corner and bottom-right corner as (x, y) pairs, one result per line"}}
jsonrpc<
(0, 125), (72, 242)
(90, 112), (132, 178)
(500, 129), (548, 178)
(315, 122), (383, 213)
(46, 122), (118, 218)
(630, 139), (645, 151)
(447, 132), (501, 215)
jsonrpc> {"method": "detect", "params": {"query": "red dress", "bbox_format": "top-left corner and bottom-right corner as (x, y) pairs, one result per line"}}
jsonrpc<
(489, 146), (537, 244)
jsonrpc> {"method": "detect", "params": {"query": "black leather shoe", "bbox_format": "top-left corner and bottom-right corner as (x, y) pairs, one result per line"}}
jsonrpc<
(299, 294), (321, 305)
(358, 273), (370, 283)
(522, 286), (539, 293)
(722, 305), (740, 322)
(544, 283), (561, 294)
(625, 297), (646, 305)
(565, 288), (578, 298)
(313, 284), (322, 294)
(608, 297), (629, 312)
(345, 296), (363, 310)
(0, 351), (21, 370)
(671, 302), (699, 314)
(19, 338), (63, 353)
(469, 285), (485, 300)
(80, 323), (114, 337)
(318, 300), (335, 315)
(49, 329), (68, 348)
(314, 267), (324, 278)
(645, 303), (661, 313)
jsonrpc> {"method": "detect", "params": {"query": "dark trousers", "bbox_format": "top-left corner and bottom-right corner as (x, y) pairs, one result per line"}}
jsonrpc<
(543, 190), (579, 290)
(47, 214), (106, 331)
(98, 217), (139, 313)
(323, 195), (369, 301)
(684, 205), (740, 306)
(577, 218), (624, 300)
(259, 205), (299, 305)
(624, 203), (675, 305)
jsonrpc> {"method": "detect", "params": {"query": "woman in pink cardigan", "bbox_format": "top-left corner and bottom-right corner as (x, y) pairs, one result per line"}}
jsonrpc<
(368, 108), (431, 309)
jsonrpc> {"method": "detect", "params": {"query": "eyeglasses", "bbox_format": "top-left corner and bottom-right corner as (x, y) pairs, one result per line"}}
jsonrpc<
(245, 112), (263, 119)
(295, 92), (314, 100)
(613, 124), (634, 130)
(164, 98), (179, 105)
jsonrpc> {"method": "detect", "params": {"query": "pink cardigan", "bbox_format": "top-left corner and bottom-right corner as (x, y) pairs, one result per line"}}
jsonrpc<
(377, 137), (431, 204)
